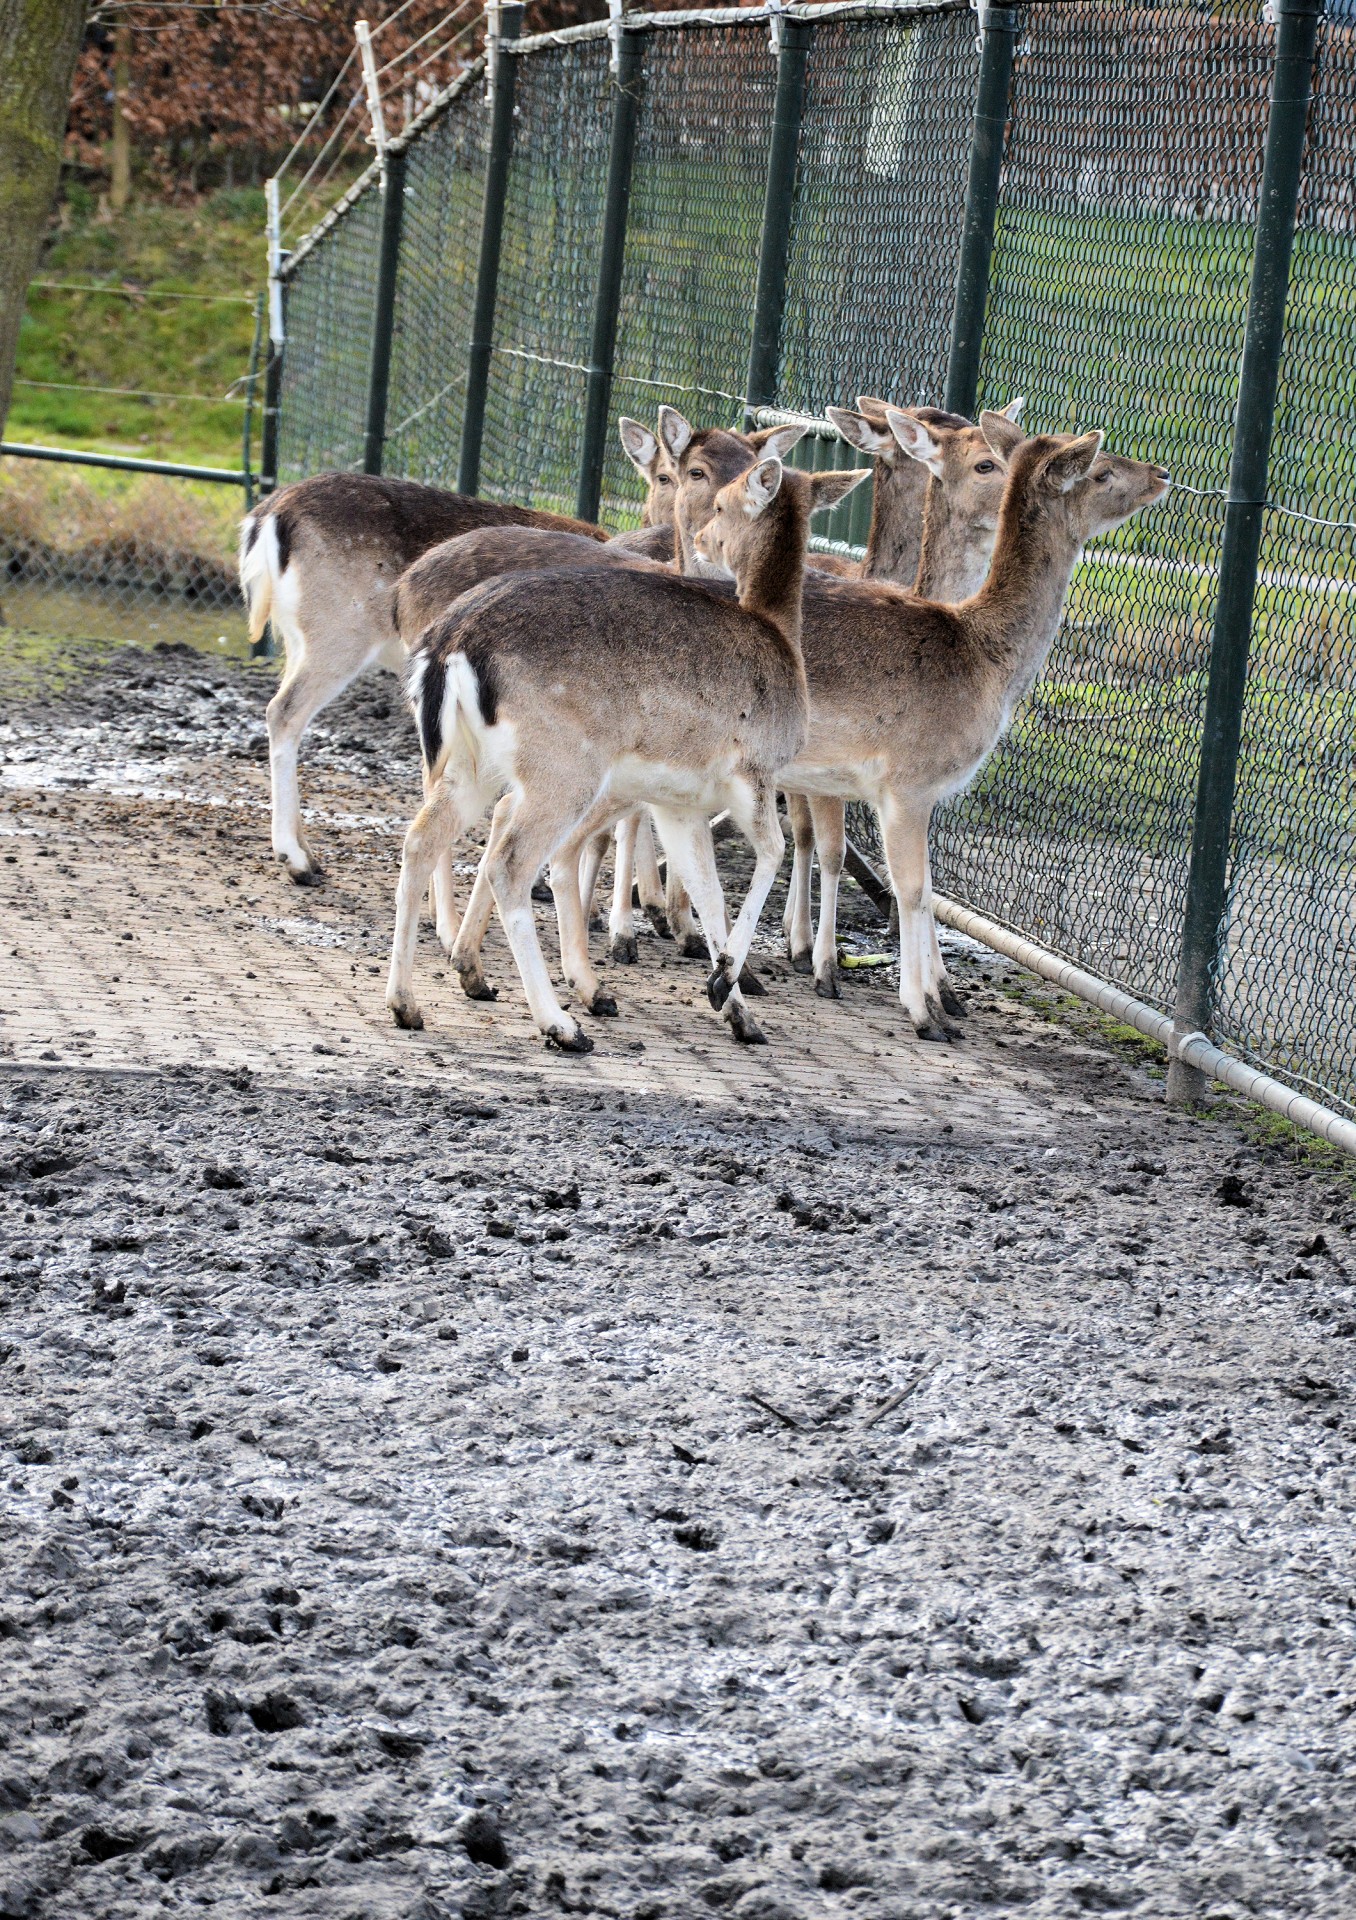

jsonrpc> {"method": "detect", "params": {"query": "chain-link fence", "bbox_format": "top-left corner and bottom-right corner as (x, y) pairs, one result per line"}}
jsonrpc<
(270, 0), (1356, 1132)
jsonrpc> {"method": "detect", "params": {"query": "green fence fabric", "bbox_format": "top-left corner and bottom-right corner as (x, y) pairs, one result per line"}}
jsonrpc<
(383, 82), (490, 488)
(931, 0), (1275, 1016)
(271, 0), (1356, 1126)
(276, 175), (384, 483)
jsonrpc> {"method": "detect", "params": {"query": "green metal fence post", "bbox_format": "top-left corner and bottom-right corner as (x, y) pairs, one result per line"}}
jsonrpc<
(1167, 0), (1323, 1106)
(362, 146), (408, 476)
(743, 15), (812, 428)
(576, 13), (643, 523)
(458, 1), (524, 496)
(943, 4), (1021, 418)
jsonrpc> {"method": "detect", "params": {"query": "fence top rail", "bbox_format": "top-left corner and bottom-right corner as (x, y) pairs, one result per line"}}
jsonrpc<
(508, 0), (966, 55)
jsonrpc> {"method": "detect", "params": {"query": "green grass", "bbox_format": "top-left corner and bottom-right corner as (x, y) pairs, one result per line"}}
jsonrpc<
(8, 185), (268, 468)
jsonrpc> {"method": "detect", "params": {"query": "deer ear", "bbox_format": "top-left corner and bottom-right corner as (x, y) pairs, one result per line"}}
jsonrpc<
(809, 467), (870, 513)
(998, 395), (1025, 423)
(658, 406), (693, 460)
(1042, 430), (1104, 492)
(742, 457), (784, 516)
(827, 406), (895, 458)
(979, 410), (1025, 459)
(751, 422), (807, 461)
(618, 417), (659, 473)
(885, 407), (946, 479)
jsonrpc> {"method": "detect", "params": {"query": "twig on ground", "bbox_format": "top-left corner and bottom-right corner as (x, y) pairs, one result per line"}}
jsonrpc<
(864, 1357), (940, 1429)
(746, 1390), (808, 1432)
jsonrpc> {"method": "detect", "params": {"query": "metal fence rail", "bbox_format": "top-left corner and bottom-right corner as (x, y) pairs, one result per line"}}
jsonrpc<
(268, 0), (1356, 1133)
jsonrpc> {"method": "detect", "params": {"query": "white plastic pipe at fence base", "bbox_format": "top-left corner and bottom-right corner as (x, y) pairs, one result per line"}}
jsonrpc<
(932, 894), (1356, 1159)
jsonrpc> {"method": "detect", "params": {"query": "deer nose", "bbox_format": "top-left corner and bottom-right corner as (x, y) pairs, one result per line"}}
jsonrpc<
(1154, 467), (1171, 482)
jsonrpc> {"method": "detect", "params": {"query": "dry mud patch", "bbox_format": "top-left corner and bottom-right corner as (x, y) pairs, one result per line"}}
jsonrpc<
(0, 640), (1354, 1920)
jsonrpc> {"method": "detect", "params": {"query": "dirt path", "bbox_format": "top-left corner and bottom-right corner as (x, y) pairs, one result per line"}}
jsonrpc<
(1, 642), (1355, 1920)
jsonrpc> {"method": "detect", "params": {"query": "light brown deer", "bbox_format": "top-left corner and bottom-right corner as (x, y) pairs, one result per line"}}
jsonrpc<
(385, 457), (866, 1052)
(783, 401), (1026, 1000)
(239, 417), (692, 887)
(391, 414), (808, 992)
(775, 419), (1169, 1038)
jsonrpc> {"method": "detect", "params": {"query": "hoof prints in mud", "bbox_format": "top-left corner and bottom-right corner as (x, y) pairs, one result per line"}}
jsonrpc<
(2, 1065), (1356, 1918)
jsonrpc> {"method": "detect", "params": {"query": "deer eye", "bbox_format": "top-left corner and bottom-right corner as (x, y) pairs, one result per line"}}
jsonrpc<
(1094, 471), (1111, 484)
(688, 468), (706, 482)
(656, 473), (672, 486)
(975, 460), (997, 474)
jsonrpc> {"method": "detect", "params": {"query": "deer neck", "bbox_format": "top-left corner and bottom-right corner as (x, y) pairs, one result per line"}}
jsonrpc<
(736, 494), (807, 648)
(967, 497), (1083, 698)
(861, 457), (929, 583)
(914, 490), (995, 604)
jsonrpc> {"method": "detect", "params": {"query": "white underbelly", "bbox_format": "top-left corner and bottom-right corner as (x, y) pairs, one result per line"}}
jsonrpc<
(607, 754), (739, 816)
(775, 754), (886, 804)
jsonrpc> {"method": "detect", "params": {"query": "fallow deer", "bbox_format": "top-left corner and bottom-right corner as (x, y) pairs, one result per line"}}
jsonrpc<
(772, 420), (1169, 1039)
(783, 402), (1027, 999)
(384, 458), (866, 1052)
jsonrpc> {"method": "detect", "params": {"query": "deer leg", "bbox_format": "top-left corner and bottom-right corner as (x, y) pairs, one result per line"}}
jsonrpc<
(448, 794), (510, 1001)
(880, 790), (959, 1043)
(552, 835), (618, 1019)
(635, 811), (670, 938)
(783, 791), (815, 973)
(419, 763), (461, 951)
(921, 847), (966, 1018)
(386, 780), (466, 1031)
(578, 827), (609, 934)
(808, 795), (847, 1001)
(486, 793), (597, 1054)
(668, 870), (705, 959)
(608, 811), (642, 964)
(650, 805), (766, 1045)
(266, 644), (378, 882)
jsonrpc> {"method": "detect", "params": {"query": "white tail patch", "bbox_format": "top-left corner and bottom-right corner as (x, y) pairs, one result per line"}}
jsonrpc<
(238, 513), (279, 652)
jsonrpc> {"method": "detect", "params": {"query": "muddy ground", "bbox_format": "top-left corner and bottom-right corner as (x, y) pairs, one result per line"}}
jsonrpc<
(1, 638), (1355, 1920)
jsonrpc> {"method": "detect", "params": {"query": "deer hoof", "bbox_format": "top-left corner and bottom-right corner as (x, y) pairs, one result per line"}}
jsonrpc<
(939, 981), (968, 1019)
(788, 946), (815, 975)
(454, 962), (498, 1003)
(706, 962), (736, 1011)
(531, 880), (553, 904)
(644, 904), (673, 939)
(609, 934), (639, 966)
(681, 932), (708, 961)
(737, 966), (766, 998)
(388, 993), (424, 1032)
(927, 992), (963, 1040)
(814, 967), (842, 1001)
(288, 861), (323, 887)
(724, 999), (767, 1045)
(545, 1023), (594, 1055)
(588, 991), (619, 1018)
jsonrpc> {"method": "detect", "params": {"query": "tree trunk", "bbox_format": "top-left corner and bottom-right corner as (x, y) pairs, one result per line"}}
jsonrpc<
(110, 20), (131, 210)
(0, 0), (89, 434)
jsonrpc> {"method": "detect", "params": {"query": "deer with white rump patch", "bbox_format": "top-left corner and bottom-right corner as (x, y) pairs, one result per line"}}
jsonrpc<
(385, 456), (866, 1052)
(774, 420), (1169, 1039)
(388, 414), (808, 990)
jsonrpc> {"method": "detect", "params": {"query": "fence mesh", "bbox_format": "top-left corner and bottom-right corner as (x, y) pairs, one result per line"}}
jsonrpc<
(384, 78), (489, 487)
(477, 41), (613, 515)
(265, 1), (1356, 1125)
(598, 20), (778, 527)
(931, 0), (1273, 1017)
(275, 175), (384, 484)
(1215, 10), (1356, 1115)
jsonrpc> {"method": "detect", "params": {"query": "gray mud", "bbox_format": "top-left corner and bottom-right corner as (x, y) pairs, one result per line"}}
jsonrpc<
(2, 641), (1356, 1920)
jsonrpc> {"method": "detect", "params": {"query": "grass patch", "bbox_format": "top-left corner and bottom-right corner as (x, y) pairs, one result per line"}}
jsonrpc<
(9, 187), (267, 468)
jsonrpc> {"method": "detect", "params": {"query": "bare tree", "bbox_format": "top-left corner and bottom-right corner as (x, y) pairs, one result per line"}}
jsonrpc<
(0, 0), (88, 433)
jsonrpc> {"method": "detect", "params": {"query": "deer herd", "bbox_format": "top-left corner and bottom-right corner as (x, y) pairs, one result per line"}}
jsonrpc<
(238, 400), (1169, 1055)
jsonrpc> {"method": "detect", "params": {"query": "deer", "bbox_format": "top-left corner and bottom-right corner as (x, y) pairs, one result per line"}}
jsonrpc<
(389, 412), (809, 991)
(237, 420), (691, 888)
(782, 399), (1026, 1001)
(770, 420), (1169, 1039)
(384, 456), (867, 1053)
